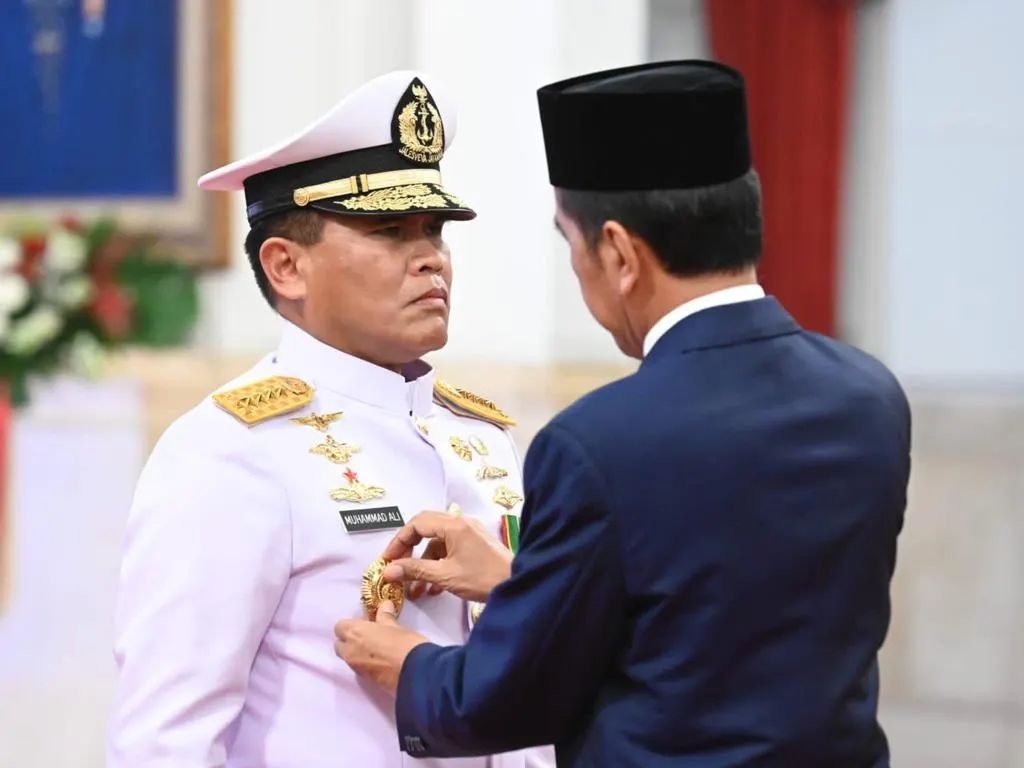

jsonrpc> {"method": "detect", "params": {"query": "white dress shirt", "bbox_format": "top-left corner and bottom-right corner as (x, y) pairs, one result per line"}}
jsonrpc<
(109, 321), (553, 768)
(642, 284), (766, 357)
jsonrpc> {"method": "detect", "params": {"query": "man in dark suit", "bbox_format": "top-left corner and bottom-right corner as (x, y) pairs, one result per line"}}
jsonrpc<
(335, 60), (910, 767)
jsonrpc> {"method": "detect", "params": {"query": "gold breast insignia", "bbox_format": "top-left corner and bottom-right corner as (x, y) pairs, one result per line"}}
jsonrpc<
(310, 435), (361, 465)
(466, 435), (509, 480)
(330, 468), (386, 504)
(213, 376), (314, 426)
(449, 436), (473, 462)
(493, 485), (523, 511)
(290, 411), (343, 433)
(477, 465), (509, 481)
(361, 557), (405, 619)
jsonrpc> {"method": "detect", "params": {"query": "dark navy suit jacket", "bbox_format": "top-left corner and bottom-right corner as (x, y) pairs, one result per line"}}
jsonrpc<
(396, 297), (910, 767)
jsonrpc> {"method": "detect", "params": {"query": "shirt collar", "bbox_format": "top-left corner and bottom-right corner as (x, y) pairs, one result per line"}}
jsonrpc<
(642, 284), (766, 357)
(273, 321), (436, 417)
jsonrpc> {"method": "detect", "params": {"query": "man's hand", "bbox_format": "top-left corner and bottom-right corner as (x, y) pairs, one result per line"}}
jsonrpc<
(381, 511), (514, 602)
(334, 601), (429, 696)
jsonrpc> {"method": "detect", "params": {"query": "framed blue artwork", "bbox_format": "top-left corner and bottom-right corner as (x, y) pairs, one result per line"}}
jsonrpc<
(0, 0), (233, 267)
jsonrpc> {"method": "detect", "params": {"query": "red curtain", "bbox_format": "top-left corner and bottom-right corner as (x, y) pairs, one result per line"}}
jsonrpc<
(706, 0), (854, 336)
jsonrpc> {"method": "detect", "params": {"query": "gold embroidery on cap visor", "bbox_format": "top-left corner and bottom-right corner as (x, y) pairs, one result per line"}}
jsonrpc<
(333, 183), (470, 214)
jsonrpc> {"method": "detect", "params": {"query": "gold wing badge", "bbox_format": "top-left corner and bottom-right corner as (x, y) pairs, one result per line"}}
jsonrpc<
(213, 376), (314, 426)
(290, 411), (343, 433)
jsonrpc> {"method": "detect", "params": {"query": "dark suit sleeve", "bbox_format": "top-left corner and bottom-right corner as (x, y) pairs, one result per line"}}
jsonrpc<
(395, 424), (626, 757)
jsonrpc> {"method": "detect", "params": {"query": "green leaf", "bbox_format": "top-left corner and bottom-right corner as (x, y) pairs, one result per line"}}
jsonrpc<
(117, 255), (199, 347)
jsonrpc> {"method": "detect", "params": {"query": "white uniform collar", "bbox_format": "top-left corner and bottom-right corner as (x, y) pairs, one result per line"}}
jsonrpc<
(273, 321), (436, 417)
(642, 284), (766, 357)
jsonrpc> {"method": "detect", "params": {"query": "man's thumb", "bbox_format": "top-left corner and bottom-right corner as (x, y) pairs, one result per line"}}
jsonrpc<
(384, 558), (446, 585)
(375, 600), (399, 625)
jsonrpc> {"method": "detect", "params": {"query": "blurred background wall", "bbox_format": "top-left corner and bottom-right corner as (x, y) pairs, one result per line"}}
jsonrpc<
(1, 1), (1022, 766)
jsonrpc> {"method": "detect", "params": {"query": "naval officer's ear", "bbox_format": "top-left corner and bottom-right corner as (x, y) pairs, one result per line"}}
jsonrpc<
(553, 201), (652, 359)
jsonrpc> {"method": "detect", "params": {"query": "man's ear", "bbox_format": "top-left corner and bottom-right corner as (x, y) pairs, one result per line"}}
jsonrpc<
(598, 220), (640, 296)
(260, 237), (308, 302)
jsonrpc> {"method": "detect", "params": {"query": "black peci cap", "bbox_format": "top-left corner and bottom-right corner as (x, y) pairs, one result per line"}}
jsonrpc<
(537, 60), (752, 191)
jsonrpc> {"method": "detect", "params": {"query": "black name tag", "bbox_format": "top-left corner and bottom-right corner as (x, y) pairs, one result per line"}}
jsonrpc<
(340, 506), (405, 534)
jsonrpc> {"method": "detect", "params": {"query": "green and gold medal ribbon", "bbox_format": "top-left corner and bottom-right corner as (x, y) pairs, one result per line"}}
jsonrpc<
(500, 514), (520, 554)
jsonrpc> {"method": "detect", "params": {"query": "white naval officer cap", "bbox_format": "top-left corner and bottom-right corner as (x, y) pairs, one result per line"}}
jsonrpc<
(198, 70), (475, 225)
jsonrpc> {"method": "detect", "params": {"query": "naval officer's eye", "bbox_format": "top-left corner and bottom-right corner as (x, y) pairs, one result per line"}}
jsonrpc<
(426, 221), (446, 238)
(373, 226), (403, 238)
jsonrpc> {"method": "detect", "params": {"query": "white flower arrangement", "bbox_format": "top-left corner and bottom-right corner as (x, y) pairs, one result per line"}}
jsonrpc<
(0, 217), (198, 405)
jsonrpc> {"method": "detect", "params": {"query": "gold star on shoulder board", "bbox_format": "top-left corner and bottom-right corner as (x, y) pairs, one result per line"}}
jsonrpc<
(290, 411), (343, 432)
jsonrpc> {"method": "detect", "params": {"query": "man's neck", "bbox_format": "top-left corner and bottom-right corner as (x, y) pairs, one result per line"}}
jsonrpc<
(277, 309), (407, 375)
(639, 268), (759, 340)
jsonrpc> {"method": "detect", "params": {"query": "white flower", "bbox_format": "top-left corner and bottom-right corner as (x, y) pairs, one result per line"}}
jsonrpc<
(0, 273), (30, 313)
(44, 228), (88, 273)
(6, 306), (63, 356)
(68, 332), (106, 378)
(0, 238), (21, 271)
(55, 276), (93, 309)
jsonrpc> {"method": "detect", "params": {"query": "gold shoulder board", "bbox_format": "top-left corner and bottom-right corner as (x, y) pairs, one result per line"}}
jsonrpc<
(213, 376), (314, 427)
(433, 379), (516, 429)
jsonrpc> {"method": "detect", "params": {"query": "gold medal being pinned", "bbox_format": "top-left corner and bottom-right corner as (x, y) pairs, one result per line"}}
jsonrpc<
(361, 557), (404, 619)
